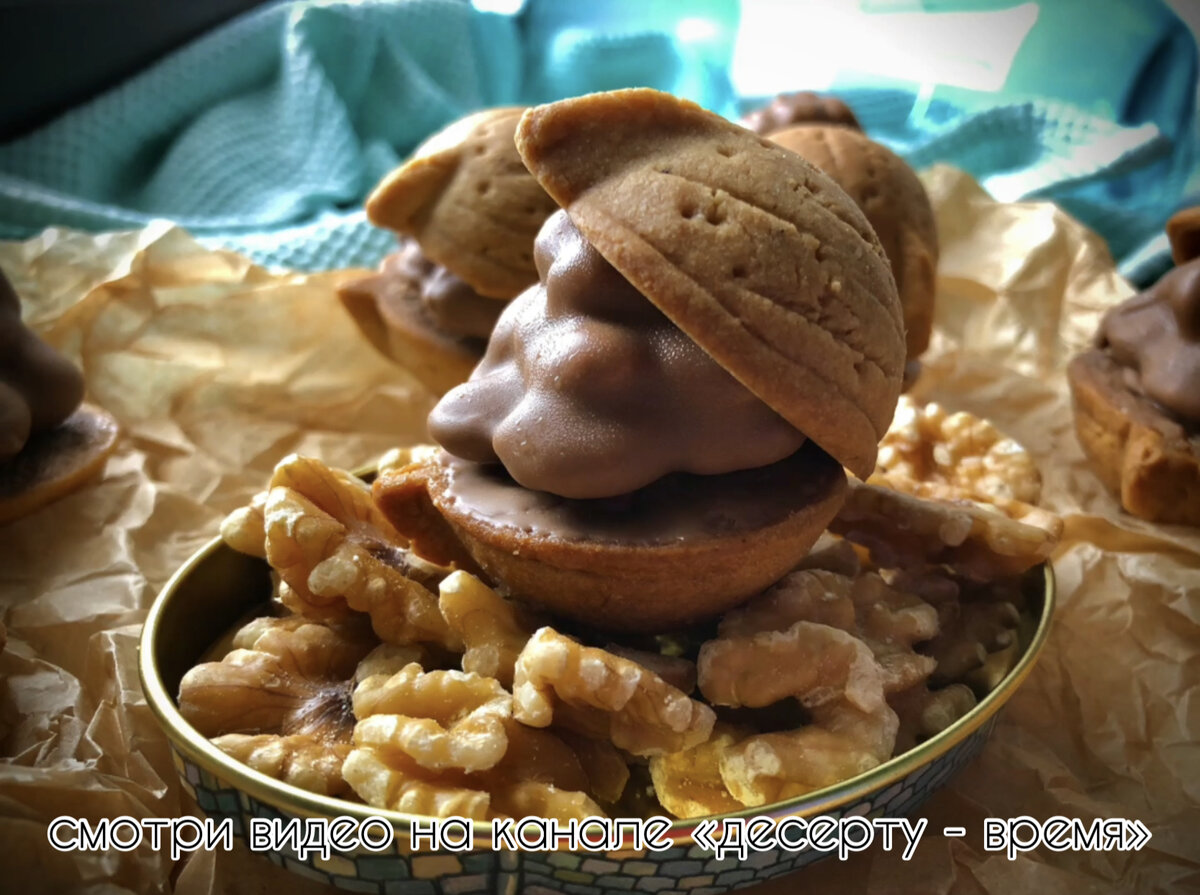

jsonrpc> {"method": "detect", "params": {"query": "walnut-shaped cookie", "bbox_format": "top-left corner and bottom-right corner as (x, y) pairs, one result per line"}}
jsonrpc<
(340, 108), (559, 394)
(769, 125), (938, 378)
(741, 90), (862, 136)
(1068, 209), (1200, 524)
(375, 89), (905, 630)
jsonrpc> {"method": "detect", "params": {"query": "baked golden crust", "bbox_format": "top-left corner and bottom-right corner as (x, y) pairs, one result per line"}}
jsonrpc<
(770, 125), (938, 361)
(365, 107), (558, 300)
(1068, 348), (1200, 524)
(514, 88), (905, 480)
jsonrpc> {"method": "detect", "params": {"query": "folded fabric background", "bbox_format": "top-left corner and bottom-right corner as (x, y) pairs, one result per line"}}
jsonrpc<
(0, 0), (1194, 285)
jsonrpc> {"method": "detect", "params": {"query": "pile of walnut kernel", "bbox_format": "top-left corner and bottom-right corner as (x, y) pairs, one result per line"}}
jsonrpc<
(179, 401), (1059, 821)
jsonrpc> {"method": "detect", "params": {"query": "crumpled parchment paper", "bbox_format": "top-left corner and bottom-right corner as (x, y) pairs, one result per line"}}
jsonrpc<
(0, 168), (1196, 895)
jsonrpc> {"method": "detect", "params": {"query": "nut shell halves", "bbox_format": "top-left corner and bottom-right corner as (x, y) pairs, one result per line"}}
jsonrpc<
(515, 89), (905, 479)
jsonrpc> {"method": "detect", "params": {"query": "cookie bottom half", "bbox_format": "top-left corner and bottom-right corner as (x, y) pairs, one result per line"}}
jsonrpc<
(375, 441), (848, 631)
(1067, 348), (1200, 525)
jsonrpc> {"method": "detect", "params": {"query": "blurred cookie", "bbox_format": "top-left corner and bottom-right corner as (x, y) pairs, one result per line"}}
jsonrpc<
(0, 270), (118, 525)
(1068, 349), (1199, 524)
(339, 243), (497, 396)
(0, 404), (119, 526)
(741, 90), (861, 136)
(1166, 205), (1200, 266)
(342, 107), (559, 394)
(769, 125), (938, 372)
(1067, 214), (1200, 524)
(367, 107), (558, 299)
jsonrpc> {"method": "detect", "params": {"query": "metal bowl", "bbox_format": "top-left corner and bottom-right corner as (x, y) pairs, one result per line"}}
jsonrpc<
(140, 536), (1054, 894)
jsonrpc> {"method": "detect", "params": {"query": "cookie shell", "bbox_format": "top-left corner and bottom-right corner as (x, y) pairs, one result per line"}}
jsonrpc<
(741, 90), (862, 136)
(770, 125), (938, 361)
(515, 89), (904, 480)
(366, 107), (559, 300)
(0, 404), (119, 526)
(1167, 206), (1200, 266)
(337, 255), (482, 396)
(375, 443), (848, 631)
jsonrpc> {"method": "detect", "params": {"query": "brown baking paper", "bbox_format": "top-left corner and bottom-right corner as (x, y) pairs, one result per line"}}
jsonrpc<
(0, 167), (1196, 895)
(0, 222), (437, 894)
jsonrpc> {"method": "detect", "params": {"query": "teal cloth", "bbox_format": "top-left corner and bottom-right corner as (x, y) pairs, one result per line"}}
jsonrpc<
(0, 0), (740, 271)
(0, 0), (1194, 286)
(0, 0), (529, 270)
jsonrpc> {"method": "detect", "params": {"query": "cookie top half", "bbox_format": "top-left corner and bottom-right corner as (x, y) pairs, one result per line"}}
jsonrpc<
(515, 89), (905, 479)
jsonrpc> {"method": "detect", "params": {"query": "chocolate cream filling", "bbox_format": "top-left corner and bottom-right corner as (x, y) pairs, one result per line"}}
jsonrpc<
(428, 210), (810, 500)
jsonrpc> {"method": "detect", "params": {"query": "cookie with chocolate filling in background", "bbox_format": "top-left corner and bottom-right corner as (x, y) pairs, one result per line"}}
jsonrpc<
(0, 270), (118, 526)
(1067, 208), (1200, 525)
(340, 108), (559, 395)
(741, 90), (862, 135)
(768, 124), (938, 388)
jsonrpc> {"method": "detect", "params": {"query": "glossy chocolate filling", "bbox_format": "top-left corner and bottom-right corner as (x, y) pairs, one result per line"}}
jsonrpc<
(429, 211), (808, 499)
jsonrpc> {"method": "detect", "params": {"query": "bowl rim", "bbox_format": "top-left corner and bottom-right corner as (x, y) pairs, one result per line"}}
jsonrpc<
(139, 535), (1055, 845)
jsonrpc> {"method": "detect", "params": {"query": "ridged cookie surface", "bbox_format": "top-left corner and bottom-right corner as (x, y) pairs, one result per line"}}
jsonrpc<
(771, 125), (938, 361)
(366, 107), (559, 299)
(515, 89), (904, 479)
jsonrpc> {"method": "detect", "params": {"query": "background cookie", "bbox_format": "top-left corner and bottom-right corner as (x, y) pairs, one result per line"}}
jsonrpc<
(366, 107), (559, 299)
(770, 125), (939, 363)
(338, 252), (483, 396)
(1068, 348), (1200, 525)
(741, 90), (862, 135)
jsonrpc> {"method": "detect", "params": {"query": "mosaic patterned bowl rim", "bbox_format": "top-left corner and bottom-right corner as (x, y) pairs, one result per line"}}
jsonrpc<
(140, 530), (1055, 845)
